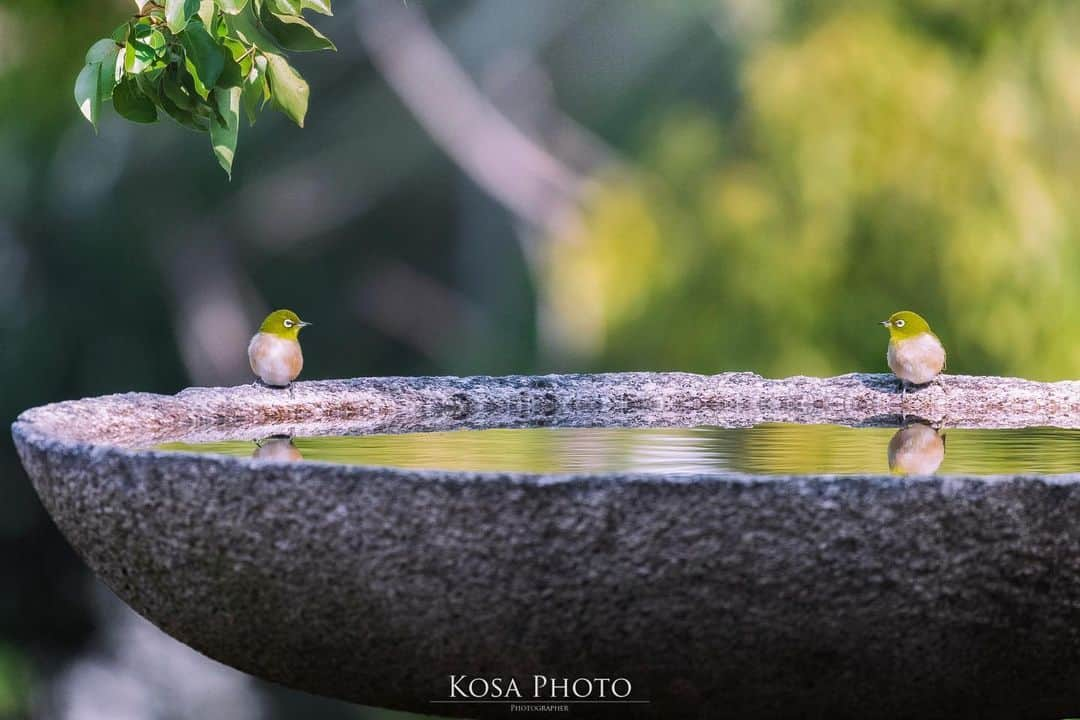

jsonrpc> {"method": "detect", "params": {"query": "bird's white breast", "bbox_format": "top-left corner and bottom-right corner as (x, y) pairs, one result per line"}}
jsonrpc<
(248, 332), (303, 387)
(887, 332), (945, 385)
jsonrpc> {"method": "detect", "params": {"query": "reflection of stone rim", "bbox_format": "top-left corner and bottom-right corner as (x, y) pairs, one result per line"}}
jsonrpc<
(12, 373), (1080, 719)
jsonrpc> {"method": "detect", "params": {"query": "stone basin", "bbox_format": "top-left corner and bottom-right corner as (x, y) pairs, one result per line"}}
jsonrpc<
(11, 372), (1080, 719)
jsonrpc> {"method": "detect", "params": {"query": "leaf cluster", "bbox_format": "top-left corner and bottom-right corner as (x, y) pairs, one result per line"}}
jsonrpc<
(75, 0), (335, 177)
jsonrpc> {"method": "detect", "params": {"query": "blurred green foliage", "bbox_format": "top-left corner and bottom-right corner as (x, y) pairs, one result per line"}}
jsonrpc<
(0, 644), (30, 717)
(544, 2), (1080, 381)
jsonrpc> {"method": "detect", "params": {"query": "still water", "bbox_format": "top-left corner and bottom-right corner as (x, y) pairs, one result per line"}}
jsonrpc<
(158, 423), (1080, 476)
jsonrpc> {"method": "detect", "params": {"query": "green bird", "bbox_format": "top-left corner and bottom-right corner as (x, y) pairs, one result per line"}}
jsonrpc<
(248, 309), (311, 387)
(880, 310), (946, 396)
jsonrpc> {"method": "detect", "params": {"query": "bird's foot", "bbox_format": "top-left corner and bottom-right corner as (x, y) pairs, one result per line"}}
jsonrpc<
(930, 415), (950, 432)
(934, 376), (949, 396)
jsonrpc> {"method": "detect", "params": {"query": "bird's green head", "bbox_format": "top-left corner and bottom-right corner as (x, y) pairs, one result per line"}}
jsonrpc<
(880, 310), (933, 340)
(259, 309), (310, 340)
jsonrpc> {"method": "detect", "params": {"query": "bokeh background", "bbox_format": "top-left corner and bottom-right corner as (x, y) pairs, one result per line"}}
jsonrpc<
(2, 0), (1079, 717)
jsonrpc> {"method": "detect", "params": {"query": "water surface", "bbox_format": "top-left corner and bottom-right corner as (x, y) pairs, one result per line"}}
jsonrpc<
(158, 423), (1080, 476)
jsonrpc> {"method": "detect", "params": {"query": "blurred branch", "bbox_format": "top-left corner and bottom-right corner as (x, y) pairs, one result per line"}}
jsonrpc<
(480, 50), (619, 180)
(356, 0), (587, 234)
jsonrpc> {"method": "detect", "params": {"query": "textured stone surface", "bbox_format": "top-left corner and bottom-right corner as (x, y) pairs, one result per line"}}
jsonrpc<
(11, 372), (1080, 719)
(15, 372), (1080, 446)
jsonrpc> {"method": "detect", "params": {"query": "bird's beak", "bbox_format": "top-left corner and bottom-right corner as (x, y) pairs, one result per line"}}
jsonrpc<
(880, 320), (890, 327)
(299, 321), (312, 328)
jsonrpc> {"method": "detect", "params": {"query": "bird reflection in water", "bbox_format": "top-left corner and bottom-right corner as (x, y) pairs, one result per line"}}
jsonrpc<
(253, 435), (304, 462)
(887, 422), (945, 475)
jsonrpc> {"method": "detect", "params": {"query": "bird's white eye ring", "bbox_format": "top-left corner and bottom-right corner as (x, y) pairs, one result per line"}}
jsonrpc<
(283, 319), (294, 328)
(895, 319), (905, 328)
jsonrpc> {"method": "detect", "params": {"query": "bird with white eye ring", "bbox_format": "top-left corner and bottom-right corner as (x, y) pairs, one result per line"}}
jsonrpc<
(880, 310), (947, 400)
(248, 309), (311, 388)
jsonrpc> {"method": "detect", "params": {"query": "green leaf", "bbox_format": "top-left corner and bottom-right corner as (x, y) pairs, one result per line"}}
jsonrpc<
(74, 63), (102, 130)
(197, 0), (216, 26)
(181, 20), (225, 98)
(112, 78), (159, 123)
(224, 4), (281, 49)
(241, 54), (268, 125)
(135, 72), (163, 104)
(166, 0), (201, 33)
(209, 97), (228, 126)
(179, 65), (203, 98)
(266, 0), (301, 14)
(160, 92), (209, 132)
(123, 42), (139, 74)
(212, 11), (229, 39)
(217, 52), (244, 88)
(264, 51), (308, 126)
(112, 22), (130, 43)
(259, 6), (335, 52)
(215, 0), (251, 14)
(210, 86), (242, 177)
(131, 20), (153, 39)
(163, 71), (198, 110)
(142, 63), (167, 82)
(223, 37), (247, 56)
(223, 38), (253, 75)
(98, 44), (122, 100)
(302, 0), (332, 16)
(142, 29), (167, 60)
(125, 26), (165, 74)
(85, 39), (118, 64)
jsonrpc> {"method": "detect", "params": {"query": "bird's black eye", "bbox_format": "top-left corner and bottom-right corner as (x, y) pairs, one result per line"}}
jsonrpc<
(895, 319), (905, 328)
(283, 319), (294, 328)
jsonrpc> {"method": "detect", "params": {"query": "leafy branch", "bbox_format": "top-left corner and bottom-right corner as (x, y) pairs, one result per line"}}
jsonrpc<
(75, 0), (335, 178)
